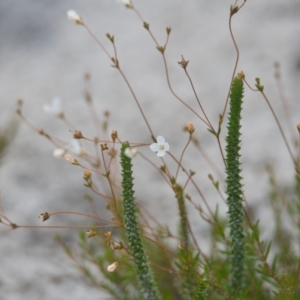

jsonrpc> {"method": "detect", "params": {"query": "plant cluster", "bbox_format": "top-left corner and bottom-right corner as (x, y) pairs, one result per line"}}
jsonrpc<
(1, 1), (300, 299)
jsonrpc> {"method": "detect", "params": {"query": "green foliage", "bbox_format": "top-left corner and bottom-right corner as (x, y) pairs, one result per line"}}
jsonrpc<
(0, 119), (18, 164)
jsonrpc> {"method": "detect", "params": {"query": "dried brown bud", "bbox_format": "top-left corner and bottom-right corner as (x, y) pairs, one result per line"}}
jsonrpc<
(104, 110), (110, 118)
(178, 55), (189, 69)
(111, 130), (118, 142)
(110, 57), (119, 68)
(166, 27), (171, 35)
(156, 46), (165, 53)
(230, 5), (239, 16)
(65, 155), (79, 165)
(112, 242), (124, 250)
(83, 169), (92, 180)
(86, 229), (97, 238)
(104, 231), (112, 241)
(101, 143), (109, 151)
(297, 124), (300, 133)
(39, 212), (50, 222)
(237, 71), (245, 79)
(73, 130), (83, 139)
(108, 148), (117, 158)
(106, 33), (114, 43)
(186, 122), (195, 133)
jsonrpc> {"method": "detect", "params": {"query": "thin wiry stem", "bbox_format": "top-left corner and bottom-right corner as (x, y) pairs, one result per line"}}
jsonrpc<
(161, 55), (210, 127)
(260, 90), (296, 164)
(222, 10), (240, 118)
(183, 68), (214, 131)
(167, 152), (214, 218)
(274, 62), (295, 140)
(222, 1), (247, 117)
(132, 7), (211, 128)
(83, 24), (111, 59)
(175, 134), (192, 180)
(83, 23), (154, 137)
(100, 149), (122, 222)
(116, 67), (154, 136)
(192, 138), (224, 181)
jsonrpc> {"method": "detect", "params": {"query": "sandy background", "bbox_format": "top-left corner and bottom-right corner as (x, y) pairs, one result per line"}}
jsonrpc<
(0, 0), (300, 299)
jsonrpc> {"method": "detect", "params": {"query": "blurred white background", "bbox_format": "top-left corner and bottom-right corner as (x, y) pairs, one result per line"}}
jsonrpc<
(0, 0), (299, 299)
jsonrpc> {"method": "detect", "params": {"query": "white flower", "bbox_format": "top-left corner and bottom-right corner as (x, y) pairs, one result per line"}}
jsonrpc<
(43, 97), (63, 117)
(124, 147), (138, 158)
(116, 0), (133, 8)
(67, 10), (83, 25)
(150, 136), (170, 157)
(53, 148), (67, 158)
(68, 139), (86, 156)
(107, 262), (118, 272)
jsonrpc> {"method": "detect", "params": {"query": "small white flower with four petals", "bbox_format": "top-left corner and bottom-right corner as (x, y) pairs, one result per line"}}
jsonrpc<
(150, 136), (170, 157)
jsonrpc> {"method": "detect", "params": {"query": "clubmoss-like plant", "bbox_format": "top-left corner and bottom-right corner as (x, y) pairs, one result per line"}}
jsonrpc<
(225, 76), (245, 296)
(195, 278), (209, 300)
(120, 142), (160, 300)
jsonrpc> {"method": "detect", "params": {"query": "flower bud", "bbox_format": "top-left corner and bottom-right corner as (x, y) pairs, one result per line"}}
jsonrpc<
(86, 230), (97, 238)
(107, 262), (118, 272)
(67, 10), (83, 25)
(73, 130), (83, 139)
(83, 169), (92, 180)
(237, 71), (245, 79)
(111, 130), (118, 142)
(65, 155), (79, 165)
(186, 122), (195, 133)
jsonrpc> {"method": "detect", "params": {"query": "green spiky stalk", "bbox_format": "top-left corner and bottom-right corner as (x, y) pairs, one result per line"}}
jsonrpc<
(172, 181), (189, 249)
(225, 76), (245, 296)
(173, 182), (195, 298)
(194, 278), (209, 300)
(120, 142), (160, 300)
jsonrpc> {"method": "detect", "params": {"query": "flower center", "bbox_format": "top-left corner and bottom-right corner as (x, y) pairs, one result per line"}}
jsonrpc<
(159, 145), (165, 150)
